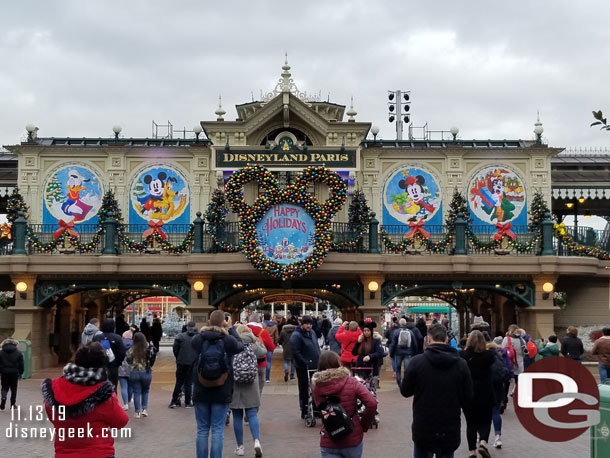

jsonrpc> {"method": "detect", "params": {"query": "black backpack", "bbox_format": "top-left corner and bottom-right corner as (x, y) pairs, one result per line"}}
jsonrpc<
(319, 395), (354, 441)
(197, 338), (228, 387)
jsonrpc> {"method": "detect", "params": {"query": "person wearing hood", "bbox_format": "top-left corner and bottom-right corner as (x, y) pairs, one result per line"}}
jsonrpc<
(169, 320), (200, 408)
(0, 338), (24, 410)
(278, 317), (298, 381)
(290, 315), (321, 419)
(335, 321), (363, 369)
(42, 342), (129, 458)
(248, 313), (275, 393)
(92, 318), (126, 390)
(537, 335), (560, 359)
(471, 316), (492, 338)
(312, 351), (377, 458)
(352, 320), (385, 377)
(81, 318), (103, 345)
(592, 327), (610, 383)
(262, 312), (278, 383)
(328, 317), (343, 355)
(401, 323), (473, 458)
(192, 310), (244, 458)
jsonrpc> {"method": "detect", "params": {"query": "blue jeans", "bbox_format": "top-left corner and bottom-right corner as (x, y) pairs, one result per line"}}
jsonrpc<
(129, 370), (152, 413)
(195, 402), (229, 458)
(284, 359), (295, 378)
(413, 443), (454, 458)
(119, 376), (132, 405)
(394, 354), (412, 386)
(265, 351), (273, 381)
(600, 365), (610, 383)
(320, 441), (363, 457)
(232, 407), (260, 445)
(492, 406), (502, 435)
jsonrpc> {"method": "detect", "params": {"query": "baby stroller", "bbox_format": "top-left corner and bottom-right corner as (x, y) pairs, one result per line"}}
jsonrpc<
(304, 369), (318, 427)
(351, 366), (379, 429)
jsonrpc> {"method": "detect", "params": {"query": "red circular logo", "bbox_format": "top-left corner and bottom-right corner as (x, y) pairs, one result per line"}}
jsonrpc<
(514, 356), (600, 442)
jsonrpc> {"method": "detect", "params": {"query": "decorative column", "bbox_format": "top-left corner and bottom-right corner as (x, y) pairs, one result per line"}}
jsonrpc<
(454, 213), (467, 255)
(368, 213), (380, 253)
(541, 212), (555, 256)
(102, 211), (117, 255)
(519, 275), (558, 339)
(193, 211), (204, 254)
(12, 212), (27, 255)
(359, 276), (386, 329)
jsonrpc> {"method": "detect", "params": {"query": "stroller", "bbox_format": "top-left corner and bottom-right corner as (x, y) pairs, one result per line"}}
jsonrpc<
(304, 369), (318, 427)
(351, 366), (379, 429)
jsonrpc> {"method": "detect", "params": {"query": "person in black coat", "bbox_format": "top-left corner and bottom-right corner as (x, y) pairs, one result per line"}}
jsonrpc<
(352, 320), (385, 377)
(92, 318), (127, 391)
(0, 338), (24, 410)
(151, 317), (163, 351)
(140, 318), (151, 342)
(460, 330), (496, 458)
(290, 315), (321, 419)
(401, 323), (473, 457)
(169, 321), (199, 407)
(115, 314), (130, 337)
(561, 326), (585, 361)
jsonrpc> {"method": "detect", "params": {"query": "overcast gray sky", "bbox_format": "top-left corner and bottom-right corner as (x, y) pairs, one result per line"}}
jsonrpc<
(2, 0), (610, 149)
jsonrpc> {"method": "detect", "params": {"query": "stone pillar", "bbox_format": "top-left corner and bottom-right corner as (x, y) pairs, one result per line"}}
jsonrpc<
(359, 276), (386, 330)
(187, 275), (214, 329)
(520, 275), (559, 339)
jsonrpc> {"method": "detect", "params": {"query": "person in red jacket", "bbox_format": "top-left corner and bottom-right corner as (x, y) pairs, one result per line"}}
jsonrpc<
(42, 342), (129, 458)
(247, 313), (275, 394)
(312, 351), (377, 458)
(335, 321), (362, 369)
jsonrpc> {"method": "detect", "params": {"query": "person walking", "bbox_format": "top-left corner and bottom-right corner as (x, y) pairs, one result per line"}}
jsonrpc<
(0, 338), (24, 410)
(118, 329), (133, 410)
(490, 336), (513, 449)
(115, 313), (130, 336)
(312, 351), (377, 458)
(593, 327), (610, 383)
(328, 317), (343, 355)
(92, 318), (126, 390)
(460, 330), (495, 458)
(501, 324), (526, 391)
(320, 315), (332, 346)
(537, 335), (560, 359)
(389, 318), (421, 386)
(290, 315), (321, 419)
(416, 317), (428, 342)
(126, 332), (157, 418)
(81, 318), (103, 345)
(151, 315), (163, 351)
(335, 321), (362, 369)
(42, 342), (129, 458)
(248, 313), (275, 393)
(400, 323), (473, 458)
(140, 317), (151, 342)
(230, 324), (266, 457)
(169, 320), (199, 408)
(561, 326), (585, 362)
(278, 317), (298, 382)
(262, 313), (278, 383)
(351, 320), (385, 377)
(192, 310), (244, 458)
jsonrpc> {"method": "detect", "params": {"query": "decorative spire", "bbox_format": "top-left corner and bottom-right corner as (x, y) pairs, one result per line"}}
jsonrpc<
(346, 96), (357, 121)
(215, 95), (226, 121)
(281, 52), (292, 92)
(533, 110), (544, 144)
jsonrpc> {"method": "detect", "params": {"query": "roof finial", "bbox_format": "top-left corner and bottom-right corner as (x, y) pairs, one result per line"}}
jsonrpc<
(281, 53), (292, 92)
(346, 96), (357, 122)
(215, 94), (226, 121)
(533, 109), (544, 144)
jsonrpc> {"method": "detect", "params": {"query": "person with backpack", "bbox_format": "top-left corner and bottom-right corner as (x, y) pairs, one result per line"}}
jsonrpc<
(328, 317), (343, 355)
(230, 324), (267, 457)
(278, 317), (298, 381)
(311, 351), (377, 458)
(389, 318), (422, 387)
(290, 315), (321, 420)
(92, 318), (126, 390)
(192, 310), (244, 458)
(501, 324), (526, 390)
(518, 328), (537, 369)
(247, 313), (275, 393)
(118, 329), (133, 410)
(169, 321), (200, 408)
(561, 326), (585, 362)
(0, 338), (24, 410)
(126, 332), (157, 418)
(81, 318), (103, 345)
(490, 336), (513, 449)
(460, 330), (496, 458)
(335, 321), (362, 369)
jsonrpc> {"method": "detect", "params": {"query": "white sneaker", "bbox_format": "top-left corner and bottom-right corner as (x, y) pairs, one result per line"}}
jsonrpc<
(134, 412), (141, 419)
(234, 445), (244, 456)
(122, 403), (129, 411)
(254, 438), (262, 457)
(141, 409), (148, 417)
(493, 435), (502, 448)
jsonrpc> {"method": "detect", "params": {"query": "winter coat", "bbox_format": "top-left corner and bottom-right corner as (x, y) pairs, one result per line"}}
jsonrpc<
(115, 317), (130, 337)
(471, 321), (492, 339)
(118, 338), (132, 378)
(592, 336), (610, 365)
(389, 325), (422, 358)
(352, 336), (385, 376)
(460, 348), (495, 419)
(230, 333), (261, 410)
(401, 344), (473, 454)
(561, 334), (585, 361)
(151, 319), (163, 342)
(42, 376), (128, 458)
(263, 320), (279, 346)
(278, 324), (296, 360)
(81, 323), (102, 346)
(191, 325), (244, 404)
(501, 334), (526, 375)
(335, 326), (362, 364)
(92, 319), (126, 368)
(290, 325), (320, 370)
(537, 342), (560, 359)
(248, 323), (276, 368)
(328, 325), (342, 355)
(0, 338), (24, 377)
(140, 319), (151, 341)
(173, 325), (199, 365)
(312, 367), (377, 449)
(126, 343), (157, 372)
(320, 318), (332, 338)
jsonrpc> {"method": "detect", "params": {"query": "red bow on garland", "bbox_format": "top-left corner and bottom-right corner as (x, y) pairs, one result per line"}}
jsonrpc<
(53, 220), (79, 240)
(142, 220), (167, 240)
(406, 220), (430, 239)
(494, 222), (516, 241)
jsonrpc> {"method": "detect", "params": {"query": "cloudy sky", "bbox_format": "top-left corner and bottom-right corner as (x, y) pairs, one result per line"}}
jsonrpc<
(2, 0), (610, 150)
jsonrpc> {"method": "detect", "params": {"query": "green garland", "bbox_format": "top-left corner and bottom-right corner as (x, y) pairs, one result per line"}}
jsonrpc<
(204, 189), (240, 252)
(331, 189), (371, 250)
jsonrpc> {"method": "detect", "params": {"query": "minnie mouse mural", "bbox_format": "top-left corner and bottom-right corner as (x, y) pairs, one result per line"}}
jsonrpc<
(468, 166), (526, 225)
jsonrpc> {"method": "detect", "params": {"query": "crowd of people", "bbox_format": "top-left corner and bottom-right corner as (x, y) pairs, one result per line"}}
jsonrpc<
(1, 309), (606, 458)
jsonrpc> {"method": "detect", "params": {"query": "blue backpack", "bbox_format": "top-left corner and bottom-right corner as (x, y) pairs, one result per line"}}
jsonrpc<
(197, 338), (228, 387)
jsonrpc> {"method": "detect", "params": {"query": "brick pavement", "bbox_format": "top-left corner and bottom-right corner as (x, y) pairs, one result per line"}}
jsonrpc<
(0, 347), (589, 458)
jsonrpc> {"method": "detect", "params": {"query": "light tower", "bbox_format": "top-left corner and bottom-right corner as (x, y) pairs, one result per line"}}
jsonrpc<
(388, 90), (411, 140)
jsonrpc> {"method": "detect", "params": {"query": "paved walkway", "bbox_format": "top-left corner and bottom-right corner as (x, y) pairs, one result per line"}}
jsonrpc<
(0, 347), (589, 457)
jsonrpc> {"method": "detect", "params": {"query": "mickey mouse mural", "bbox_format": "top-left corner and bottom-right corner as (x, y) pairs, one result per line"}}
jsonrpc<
(130, 165), (190, 226)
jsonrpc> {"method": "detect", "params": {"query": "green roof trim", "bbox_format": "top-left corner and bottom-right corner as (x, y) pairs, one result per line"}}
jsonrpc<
(407, 306), (452, 313)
